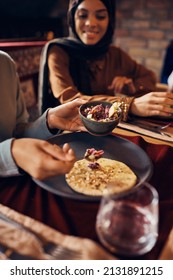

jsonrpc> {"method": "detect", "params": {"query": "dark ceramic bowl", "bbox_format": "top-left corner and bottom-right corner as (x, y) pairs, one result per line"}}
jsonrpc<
(79, 101), (122, 136)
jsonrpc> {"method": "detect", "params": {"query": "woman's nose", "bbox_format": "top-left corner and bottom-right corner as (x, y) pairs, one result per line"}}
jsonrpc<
(85, 15), (97, 27)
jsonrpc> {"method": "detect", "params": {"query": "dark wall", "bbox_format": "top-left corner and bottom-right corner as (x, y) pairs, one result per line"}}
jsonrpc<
(0, 1), (58, 17)
(0, 0), (67, 40)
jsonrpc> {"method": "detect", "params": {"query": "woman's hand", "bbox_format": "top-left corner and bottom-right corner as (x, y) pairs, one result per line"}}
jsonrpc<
(108, 76), (136, 95)
(11, 139), (76, 180)
(47, 98), (87, 131)
(130, 91), (173, 117)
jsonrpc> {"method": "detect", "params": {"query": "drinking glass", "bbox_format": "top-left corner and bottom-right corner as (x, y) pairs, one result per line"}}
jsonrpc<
(96, 182), (159, 256)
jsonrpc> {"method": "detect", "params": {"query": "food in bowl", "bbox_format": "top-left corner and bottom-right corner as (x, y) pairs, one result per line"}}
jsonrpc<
(79, 101), (121, 135)
(82, 103), (118, 122)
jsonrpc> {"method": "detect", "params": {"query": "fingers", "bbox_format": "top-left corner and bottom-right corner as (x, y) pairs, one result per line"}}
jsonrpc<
(131, 92), (173, 117)
(108, 77), (135, 94)
(116, 78), (134, 93)
(30, 143), (76, 179)
(37, 144), (76, 178)
(153, 103), (173, 115)
(42, 142), (65, 160)
(68, 98), (86, 108)
(62, 143), (76, 161)
(43, 157), (75, 176)
(11, 138), (76, 180)
(41, 142), (76, 162)
(148, 92), (173, 108)
(33, 158), (75, 180)
(108, 77), (124, 93)
(62, 142), (70, 153)
(66, 148), (76, 161)
(152, 91), (173, 98)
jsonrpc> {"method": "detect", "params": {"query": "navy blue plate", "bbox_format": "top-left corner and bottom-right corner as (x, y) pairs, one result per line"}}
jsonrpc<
(33, 132), (153, 201)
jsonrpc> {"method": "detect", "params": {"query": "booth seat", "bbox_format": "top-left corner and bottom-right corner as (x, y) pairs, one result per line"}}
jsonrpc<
(0, 41), (47, 120)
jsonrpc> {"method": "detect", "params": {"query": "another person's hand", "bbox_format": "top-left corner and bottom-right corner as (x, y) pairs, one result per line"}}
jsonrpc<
(108, 76), (136, 95)
(11, 139), (76, 180)
(47, 98), (87, 131)
(130, 91), (173, 117)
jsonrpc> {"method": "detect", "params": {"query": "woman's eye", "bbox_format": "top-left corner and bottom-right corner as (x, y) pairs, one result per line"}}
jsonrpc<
(96, 15), (107, 20)
(78, 13), (88, 19)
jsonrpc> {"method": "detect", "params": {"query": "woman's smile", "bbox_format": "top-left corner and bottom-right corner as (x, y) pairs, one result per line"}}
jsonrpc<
(83, 29), (99, 41)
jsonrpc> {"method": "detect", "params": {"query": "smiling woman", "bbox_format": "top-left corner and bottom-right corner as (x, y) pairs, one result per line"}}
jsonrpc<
(38, 0), (157, 119)
(68, 0), (115, 46)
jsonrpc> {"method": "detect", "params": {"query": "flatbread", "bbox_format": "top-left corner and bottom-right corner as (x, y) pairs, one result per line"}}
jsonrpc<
(65, 158), (137, 196)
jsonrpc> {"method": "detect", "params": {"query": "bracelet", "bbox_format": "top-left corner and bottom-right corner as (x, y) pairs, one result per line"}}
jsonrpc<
(114, 97), (134, 121)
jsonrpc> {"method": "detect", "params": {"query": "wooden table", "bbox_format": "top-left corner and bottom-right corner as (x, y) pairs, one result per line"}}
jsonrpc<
(115, 127), (173, 147)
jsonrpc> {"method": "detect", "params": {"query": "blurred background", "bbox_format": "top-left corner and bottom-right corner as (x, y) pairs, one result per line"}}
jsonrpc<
(1, 0), (173, 81)
(0, 0), (68, 40)
(0, 0), (173, 119)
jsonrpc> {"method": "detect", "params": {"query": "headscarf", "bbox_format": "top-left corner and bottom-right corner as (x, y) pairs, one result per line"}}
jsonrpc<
(39, 0), (116, 112)
(68, 0), (116, 59)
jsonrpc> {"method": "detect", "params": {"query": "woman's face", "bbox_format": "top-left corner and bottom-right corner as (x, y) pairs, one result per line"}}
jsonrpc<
(74, 0), (109, 45)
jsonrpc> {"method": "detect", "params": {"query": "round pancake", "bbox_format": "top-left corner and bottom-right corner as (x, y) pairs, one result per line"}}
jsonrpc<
(65, 158), (137, 196)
